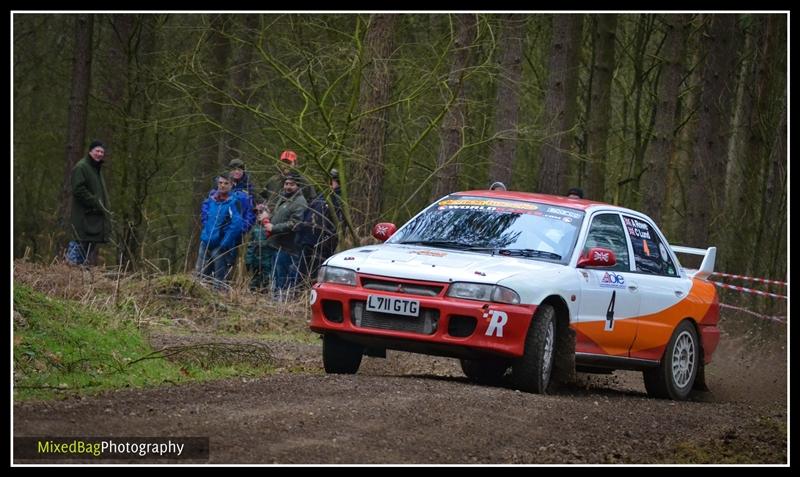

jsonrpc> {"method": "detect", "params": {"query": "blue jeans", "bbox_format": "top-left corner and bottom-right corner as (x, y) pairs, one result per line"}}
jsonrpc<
(196, 243), (237, 284)
(272, 249), (299, 291)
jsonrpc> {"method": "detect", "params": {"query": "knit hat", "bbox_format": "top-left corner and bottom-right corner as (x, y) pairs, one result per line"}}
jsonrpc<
(284, 171), (302, 184)
(228, 158), (245, 170)
(88, 140), (105, 152)
(280, 150), (298, 163)
(489, 181), (507, 191)
(330, 168), (340, 180)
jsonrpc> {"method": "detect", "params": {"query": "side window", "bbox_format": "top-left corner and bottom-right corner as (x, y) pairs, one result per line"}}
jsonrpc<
(582, 214), (630, 272)
(621, 215), (678, 277)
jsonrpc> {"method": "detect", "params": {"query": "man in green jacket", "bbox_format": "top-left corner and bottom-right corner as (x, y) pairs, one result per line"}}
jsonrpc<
(69, 140), (111, 266)
(260, 150), (316, 210)
(265, 172), (308, 300)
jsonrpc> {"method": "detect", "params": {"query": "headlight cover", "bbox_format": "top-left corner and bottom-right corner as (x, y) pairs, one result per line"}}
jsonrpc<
(447, 282), (521, 305)
(318, 266), (357, 286)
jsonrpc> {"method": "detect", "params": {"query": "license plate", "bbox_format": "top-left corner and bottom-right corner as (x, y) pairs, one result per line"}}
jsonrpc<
(366, 295), (420, 317)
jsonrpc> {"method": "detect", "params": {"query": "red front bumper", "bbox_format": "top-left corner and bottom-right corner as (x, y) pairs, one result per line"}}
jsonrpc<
(309, 279), (537, 359)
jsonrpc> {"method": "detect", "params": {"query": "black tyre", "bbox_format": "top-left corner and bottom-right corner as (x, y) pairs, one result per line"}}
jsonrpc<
(643, 320), (699, 400)
(322, 334), (363, 374)
(460, 358), (508, 385)
(512, 304), (557, 393)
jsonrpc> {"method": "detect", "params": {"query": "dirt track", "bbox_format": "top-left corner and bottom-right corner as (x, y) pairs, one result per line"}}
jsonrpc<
(13, 323), (787, 465)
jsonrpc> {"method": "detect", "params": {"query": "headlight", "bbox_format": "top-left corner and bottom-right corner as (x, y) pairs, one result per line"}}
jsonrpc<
(447, 282), (520, 305)
(491, 285), (521, 305)
(317, 266), (357, 286)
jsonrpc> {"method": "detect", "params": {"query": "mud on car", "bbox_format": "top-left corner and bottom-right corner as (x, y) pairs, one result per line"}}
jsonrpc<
(309, 191), (720, 400)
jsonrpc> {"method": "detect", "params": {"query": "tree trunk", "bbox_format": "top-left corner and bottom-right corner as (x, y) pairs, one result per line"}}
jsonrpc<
(685, 14), (739, 248)
(349, 14), (397, 235)
(748, 15), (786, 277)
(57, 14), (94, 227)
(585, 14), (617, 202)
(430, 14), (478, 201)
(187, 15), (231, 266)
(222, 14), (259, 163)
(640, 14), (688, 223)
(536, 14), (583, 195)
(487, 15), (526, 189)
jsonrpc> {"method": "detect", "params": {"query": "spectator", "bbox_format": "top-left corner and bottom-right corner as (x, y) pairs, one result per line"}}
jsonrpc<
(295, 168), (344, 284)
(68, 140), (111, 266)
(245, 199), (273, 292)
(260, 149), (316, 209)
(228, 157), (255, 199)
(489, 181), (507, 191)
(196, 173), (244, 287)
(265, 172), (308, 301)
(204, 158), (256, 233)
(566, 187), (584, 199)
(201, 159), (255, 281)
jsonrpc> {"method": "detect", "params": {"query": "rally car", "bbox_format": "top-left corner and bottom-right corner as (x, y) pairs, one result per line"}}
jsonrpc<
(309, 191), (719, 400)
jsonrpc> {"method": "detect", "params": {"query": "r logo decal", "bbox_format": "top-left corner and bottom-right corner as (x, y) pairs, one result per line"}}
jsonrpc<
(484, 310), (509, 337)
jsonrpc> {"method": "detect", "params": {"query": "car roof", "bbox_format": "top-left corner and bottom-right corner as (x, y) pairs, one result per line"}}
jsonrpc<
(452, 190), (612, 212)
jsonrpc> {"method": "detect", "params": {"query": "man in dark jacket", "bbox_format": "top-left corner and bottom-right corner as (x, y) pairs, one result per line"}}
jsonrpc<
(265, 172), (308, 300)
(295, 168), (344, 283)
(69, 140), (111, 266)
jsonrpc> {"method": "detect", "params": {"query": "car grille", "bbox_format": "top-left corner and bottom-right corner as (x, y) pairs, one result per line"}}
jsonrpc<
(351, 301), (439, 335)
(360, 277), (443, 297)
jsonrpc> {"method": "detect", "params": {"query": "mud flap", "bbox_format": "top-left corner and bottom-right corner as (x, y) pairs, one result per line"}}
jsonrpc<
(692, 362), (710, 392)
(552, 320), (576, 385)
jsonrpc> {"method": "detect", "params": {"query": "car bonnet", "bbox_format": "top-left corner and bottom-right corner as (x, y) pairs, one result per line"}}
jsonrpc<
(324, 243), (566, 284)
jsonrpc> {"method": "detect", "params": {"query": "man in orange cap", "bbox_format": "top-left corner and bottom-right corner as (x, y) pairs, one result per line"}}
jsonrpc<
(260, 149), (316, 210)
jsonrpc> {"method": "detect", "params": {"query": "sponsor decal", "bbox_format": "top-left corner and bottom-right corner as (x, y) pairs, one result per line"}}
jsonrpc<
(483, 310), (509, 337)
(623, 216), (652, 240)
(658, 243), (668, 261)
(309, 289), (317, 305)
(439, 199), (538, 210)
(598, 271), (626, 289)
(411, 250), (447, 257)
(546, 206), (582, 219)
(562, 217), (573, 223)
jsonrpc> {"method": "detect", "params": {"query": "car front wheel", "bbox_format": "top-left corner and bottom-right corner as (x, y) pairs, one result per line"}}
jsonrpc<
(643, 320), (699, 400)
(322, 334), (363, 374)
(512, 304), (556, 393)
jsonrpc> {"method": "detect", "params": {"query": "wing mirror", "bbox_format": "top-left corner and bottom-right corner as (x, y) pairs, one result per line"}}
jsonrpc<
(577, 247), (617, 268)
(371, 222), (398, 242)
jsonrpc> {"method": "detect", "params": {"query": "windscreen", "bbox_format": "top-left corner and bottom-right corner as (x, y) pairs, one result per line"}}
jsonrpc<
(387, 196), (585, 264)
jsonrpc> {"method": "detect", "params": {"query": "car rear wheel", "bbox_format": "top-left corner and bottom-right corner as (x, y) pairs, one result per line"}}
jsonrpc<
(512, 304), (556, 393)
(322, 334), (363, 374)
(460, 358), (508, 385)
(643, 320), (698, 400)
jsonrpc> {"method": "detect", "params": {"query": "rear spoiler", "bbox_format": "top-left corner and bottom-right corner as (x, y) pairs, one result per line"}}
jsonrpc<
(671, 245), (717, 280)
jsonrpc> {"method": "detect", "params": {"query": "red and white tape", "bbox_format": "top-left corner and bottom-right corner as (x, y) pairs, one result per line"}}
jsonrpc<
(710, 272), (787, 286)
(711, 281), (787, 300)
(719, 303), (787, 324)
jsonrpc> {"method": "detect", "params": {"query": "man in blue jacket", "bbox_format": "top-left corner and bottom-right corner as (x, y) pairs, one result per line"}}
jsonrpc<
(197, 173), (244, 286)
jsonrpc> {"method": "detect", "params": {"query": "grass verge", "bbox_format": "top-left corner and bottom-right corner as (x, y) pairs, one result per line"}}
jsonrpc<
(13, 284), (275, 402)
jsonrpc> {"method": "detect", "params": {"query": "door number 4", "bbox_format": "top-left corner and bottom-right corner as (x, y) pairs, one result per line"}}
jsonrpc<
(605, 290), (616, 331)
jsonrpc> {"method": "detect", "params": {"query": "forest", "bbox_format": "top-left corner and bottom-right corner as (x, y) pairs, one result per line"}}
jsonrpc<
(12, 13), (787, 286)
